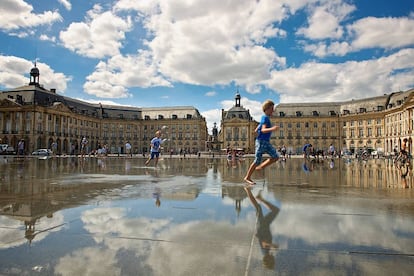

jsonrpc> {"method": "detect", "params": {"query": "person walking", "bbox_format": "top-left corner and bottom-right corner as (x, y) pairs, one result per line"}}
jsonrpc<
(244, 100), (279, 185)
(17, 139), (25, 156)
(80, 137), (88, 158)
(125, 141), (132, 158)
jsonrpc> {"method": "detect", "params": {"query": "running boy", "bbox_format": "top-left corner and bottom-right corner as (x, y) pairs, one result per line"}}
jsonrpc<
(145, 130), (166, 166)
(244, 100), (279, 185)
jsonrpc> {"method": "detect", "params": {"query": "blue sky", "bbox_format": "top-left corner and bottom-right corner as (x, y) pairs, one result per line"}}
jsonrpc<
(0, 0), (413, 133)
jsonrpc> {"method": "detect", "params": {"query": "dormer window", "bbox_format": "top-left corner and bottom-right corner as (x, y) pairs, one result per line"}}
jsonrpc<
(158, 114), (164, 120)
(359, 107), (366, 113)
(279, 111), (285, 117)
(329, 110), (336, 116)
(343, 109), (350, 115)
(312, 111), (319, 116)
(144, 115), (150, 120)
(296, 111), (302, 117)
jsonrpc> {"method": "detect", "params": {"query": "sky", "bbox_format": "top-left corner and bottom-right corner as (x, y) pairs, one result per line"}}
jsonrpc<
(0, 0), (413, 134)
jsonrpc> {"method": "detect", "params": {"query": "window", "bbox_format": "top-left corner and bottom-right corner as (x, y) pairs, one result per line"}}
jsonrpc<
(367, 127), (372, 137)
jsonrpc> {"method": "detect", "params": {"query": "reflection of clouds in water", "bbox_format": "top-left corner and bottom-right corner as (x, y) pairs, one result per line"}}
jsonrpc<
(0, 216), (25, 248)
(75, 206), (254, 275)
(146, 220), (251, 275)
(81, 207), (171, 247)
(55, 202), (414, 275)
(0, 213), (64, 249)
(274, 204), (414, 253)
(306, 251), (414, 276)
(55, 247), (121, 276)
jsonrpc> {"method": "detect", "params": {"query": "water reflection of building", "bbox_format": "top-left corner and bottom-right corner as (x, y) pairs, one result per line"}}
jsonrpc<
(0, 65), (208, 155)
(221, 185), (247, 217)
(0, 158), (209, 244)
(262, 158), (412, 189)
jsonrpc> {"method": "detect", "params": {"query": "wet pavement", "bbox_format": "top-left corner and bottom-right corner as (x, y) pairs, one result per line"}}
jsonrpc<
(0, 155), (413, 275)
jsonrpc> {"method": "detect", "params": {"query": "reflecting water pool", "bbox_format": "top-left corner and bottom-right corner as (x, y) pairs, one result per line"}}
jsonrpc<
(0, 156), (413, 275)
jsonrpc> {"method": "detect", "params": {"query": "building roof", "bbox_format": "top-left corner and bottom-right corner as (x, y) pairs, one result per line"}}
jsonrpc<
(274, 102), (342, 117)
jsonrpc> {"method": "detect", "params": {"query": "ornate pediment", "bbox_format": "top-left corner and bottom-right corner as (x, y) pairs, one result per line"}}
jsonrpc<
(51, 102), (72, 113)
(0, 98), (22, 108)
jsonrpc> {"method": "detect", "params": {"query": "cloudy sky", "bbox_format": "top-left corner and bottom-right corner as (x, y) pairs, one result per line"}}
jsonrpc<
(0, 0), (413, 132)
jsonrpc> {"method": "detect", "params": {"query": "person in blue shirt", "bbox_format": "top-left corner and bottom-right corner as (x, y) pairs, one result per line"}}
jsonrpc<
(145, 130), (166, 166)
(244, 100), (279, 185)
(302, 143), (312, 158)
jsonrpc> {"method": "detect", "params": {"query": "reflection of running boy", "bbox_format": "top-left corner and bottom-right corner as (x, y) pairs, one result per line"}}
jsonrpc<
(145, 130), (166, 166)
(244, 187), (280, 270)
(244, 100), (279, 185)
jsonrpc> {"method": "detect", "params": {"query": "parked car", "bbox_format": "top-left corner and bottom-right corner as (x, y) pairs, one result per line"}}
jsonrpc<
(0, 144), (16, 155)
(32, 149), (53, 156)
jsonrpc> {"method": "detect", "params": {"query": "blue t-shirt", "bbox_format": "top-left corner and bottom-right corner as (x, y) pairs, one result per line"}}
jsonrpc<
(257, 115), (272, 141)
(150, 137), (162, 152)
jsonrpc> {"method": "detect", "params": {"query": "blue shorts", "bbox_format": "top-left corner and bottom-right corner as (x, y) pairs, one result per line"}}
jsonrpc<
(150, 151), (160, 159)
(254, 139), (279, 165)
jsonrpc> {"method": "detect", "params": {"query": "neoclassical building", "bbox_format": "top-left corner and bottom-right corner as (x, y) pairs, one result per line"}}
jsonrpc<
(273, 89), (414, 155)
(219, 92), (258, 153)
(0, 65), (208, 155)
(216, 88), (414, 156)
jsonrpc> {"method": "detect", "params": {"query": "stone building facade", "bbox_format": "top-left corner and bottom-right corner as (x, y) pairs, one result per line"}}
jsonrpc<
(0, 65), (208, 155)
(273, 89), (414, 155)
(219, 92), (258, 153)
(273, 102), (342, 154)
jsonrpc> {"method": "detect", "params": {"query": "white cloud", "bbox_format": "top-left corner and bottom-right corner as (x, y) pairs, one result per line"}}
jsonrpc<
(264, 48), (414, 103)
(0, 0), (62, 31)
(83, 52), (171, 98)
(303, 41), (352, 58)
(143, 0), (287, 91)
(39, 34), (56, 42)
(59, 5), (132, 58)
(349, 16), (414, 50)
(205, 91), (216, 97)
(0, 55), (71, 91)
(302, 14), (414, 57)
(69, 0), (308, 99)
(58, 0), (72, 11)
(297, 0), (355, 40)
